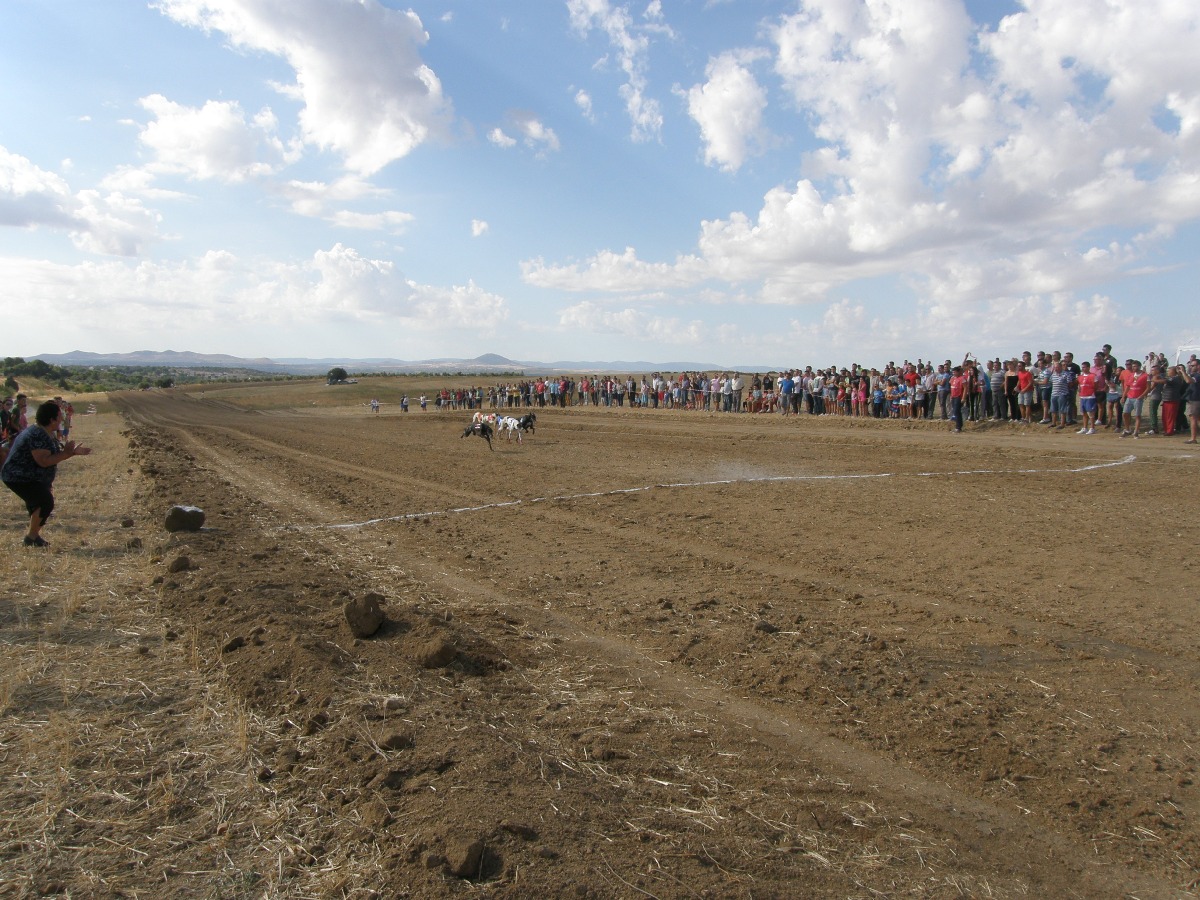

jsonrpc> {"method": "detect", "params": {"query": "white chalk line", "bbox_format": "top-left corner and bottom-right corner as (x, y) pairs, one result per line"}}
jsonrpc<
(304, 454), (1137, 532)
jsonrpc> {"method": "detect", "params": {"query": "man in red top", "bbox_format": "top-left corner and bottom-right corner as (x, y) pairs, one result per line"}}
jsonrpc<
(1075, 361), (1099, 434)
(949, 366), (968, 433)
(1016, 361), (1035, 424)
(1120, 359), (1150, 438)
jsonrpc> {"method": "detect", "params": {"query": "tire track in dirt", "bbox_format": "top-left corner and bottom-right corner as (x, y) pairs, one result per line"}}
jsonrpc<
(385, 555), (1175, 899)
(272, 452), (1200, 689)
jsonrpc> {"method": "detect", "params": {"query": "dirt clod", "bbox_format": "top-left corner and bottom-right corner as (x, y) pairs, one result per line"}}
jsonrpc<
(444, 837), (484, 879)
(164, 505), (205, 532)
(345, 592), (385, 638)
(412, 637), (456, 668)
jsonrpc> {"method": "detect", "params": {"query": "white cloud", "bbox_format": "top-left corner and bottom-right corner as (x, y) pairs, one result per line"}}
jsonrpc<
(471, 219), (489, 237)
(557, 300), (705, 344)
(274, 177), (411, 232)
(489, 113), (559, 156)
(488, 127), (517, 148)
(683, 51), (770, 172)
(136, 94), (292, 183)
(522, 246), (704, 291)
(567, 0), (665, 141)
(1, 146), (161, 256)
(70, 191), (163, 256)
(0, 243), (507, 339)
(276, 175), (386, 217)
(573, 88), (595, 122)
(507, 111), (561, 154)
(0, 147), (77, 229)
(410, 279), (507, 329)
(100, 166), (190, 201)
(530, 0), (1200, 356)
(328, 209), (413, 232)
(155, 0), (452, 175)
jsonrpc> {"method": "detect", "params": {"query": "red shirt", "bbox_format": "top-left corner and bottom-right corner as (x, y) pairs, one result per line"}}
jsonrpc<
(1077, 372), (1097, 398)
(1122, 370), (1149, 399)
(1017, 370), (1034, 392)
(950, 375), (968, 399)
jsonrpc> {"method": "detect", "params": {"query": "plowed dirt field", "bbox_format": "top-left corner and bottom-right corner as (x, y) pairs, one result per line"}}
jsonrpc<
(3, 382), (1198, 898)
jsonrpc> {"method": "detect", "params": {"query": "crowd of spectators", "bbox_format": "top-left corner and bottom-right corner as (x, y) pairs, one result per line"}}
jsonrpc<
(425, 345), (1200, 443)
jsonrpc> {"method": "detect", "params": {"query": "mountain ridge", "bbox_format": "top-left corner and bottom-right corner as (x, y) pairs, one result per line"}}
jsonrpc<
(28, 350), (752, 374)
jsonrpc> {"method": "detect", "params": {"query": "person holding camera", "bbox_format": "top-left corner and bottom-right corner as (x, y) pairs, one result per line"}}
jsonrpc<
(1185, 358), (1200, 444)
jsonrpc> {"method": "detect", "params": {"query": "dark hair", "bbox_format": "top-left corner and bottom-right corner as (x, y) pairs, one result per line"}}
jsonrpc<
(35, 400), (61, 427)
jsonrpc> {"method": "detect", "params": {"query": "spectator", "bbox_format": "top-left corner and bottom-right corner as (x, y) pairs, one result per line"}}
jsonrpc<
(1075, 361), (1099, 435)
(1146, 363), (1165, 435)
(988, 360), (1004, 420)
(1160, 365), (1185, 437)
(1035, 358), (1053, 424)
(1120, 359), (1150, 438)
(1063, 352), (1081, 425)
(949, 366), (968, 433)
(1003, 359), (1020, 421)
(1049, 361), (1073, 430)
(1106, 365), (1125, 432)
(1185, 359), (1200, 444)
(1016, 361), (1035, 425)
(2, 400), (92, 548)
(0, 396), (18, 460)
(936, 364), (950, 419)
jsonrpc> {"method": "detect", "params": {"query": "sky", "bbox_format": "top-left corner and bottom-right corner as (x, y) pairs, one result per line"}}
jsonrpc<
(2, 0), (1199, 369)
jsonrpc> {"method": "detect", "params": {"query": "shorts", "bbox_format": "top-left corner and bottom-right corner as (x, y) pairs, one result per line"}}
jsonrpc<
(4, 480), (55, 520)
(1080, 397), (1097, 413)
(1018, 391), (1033, 405)
(1187, 400), (1200, 418)
(1107, 391), (1122, 403)
(1123, 397), (1144, 416)
(1050, 395), (1071, 414)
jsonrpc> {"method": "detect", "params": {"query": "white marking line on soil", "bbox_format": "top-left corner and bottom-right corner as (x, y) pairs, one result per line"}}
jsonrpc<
(310, 454), (1136, 532)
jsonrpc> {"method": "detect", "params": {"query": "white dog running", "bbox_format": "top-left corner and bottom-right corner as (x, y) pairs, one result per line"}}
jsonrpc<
(497, 413), (536, 443)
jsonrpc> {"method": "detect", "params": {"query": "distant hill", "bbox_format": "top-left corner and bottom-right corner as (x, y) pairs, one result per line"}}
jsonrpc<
(34, 350), (286, 370)
(29, 350), (749, 375)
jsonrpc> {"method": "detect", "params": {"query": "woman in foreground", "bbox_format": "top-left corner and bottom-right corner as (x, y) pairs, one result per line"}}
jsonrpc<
(1, 400), (91, 547)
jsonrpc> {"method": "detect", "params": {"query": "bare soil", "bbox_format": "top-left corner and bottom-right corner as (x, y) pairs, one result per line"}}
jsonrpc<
(2, 383), (1198, 898)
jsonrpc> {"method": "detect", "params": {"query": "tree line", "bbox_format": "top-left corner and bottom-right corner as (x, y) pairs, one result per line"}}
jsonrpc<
(2, 357), (305, 393)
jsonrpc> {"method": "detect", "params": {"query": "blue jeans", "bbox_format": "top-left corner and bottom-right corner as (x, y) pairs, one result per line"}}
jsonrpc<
(951, 397), (964, 430)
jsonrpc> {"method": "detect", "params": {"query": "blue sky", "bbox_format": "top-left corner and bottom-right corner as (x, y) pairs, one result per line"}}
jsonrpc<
(2, 0), (1198, 368)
